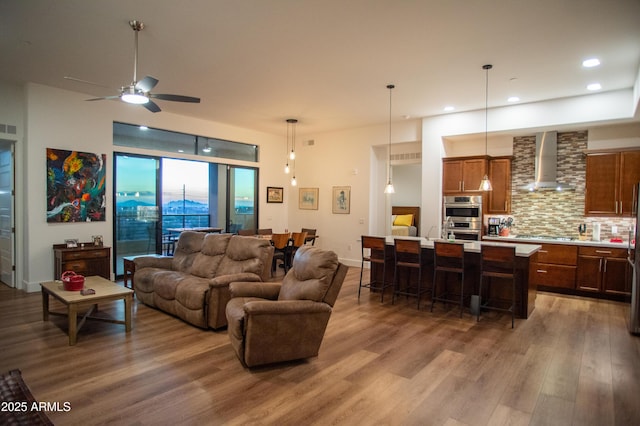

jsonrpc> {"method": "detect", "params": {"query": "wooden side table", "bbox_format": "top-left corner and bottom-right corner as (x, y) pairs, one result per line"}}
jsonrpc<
(122, 254), (165, 289)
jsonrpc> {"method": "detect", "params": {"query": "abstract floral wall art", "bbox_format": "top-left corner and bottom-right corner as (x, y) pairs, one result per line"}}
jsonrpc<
(46, 148), (106, 222)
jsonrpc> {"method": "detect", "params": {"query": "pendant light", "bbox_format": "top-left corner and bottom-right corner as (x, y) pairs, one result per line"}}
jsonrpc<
(284, 119), (291, 174)
(286, 118), (298, 186)
(479, 64), (493, 191)
(384, 84), (395, 194)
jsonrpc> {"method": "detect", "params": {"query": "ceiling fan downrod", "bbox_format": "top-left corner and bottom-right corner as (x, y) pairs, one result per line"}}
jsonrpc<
(129, 20), (144, 86)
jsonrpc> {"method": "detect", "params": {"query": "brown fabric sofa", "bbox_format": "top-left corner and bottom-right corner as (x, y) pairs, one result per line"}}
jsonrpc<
(134, 232), (274, 329)
(226, 246), (348, 367)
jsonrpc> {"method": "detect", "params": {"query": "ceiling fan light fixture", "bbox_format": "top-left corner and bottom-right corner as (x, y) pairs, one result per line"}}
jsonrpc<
(121, 86), (149, 104)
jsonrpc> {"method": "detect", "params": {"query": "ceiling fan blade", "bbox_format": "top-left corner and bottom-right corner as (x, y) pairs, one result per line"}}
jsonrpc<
(86, 96), (121, 101)
(136, 75), (159, 92)
(150, 93), (201, 103)
(142, 100), (161, 113)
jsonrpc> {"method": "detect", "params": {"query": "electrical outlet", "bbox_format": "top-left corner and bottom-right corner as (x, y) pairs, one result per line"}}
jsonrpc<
(612, 225), (618, 234)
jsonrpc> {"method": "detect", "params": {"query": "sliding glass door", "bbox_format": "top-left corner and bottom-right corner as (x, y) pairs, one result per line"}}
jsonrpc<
(114, 154), (159, 275)
(228, 166), (257, 233)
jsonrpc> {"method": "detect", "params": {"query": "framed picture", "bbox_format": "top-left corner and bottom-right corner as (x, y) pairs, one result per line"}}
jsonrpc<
(299, 187), (319, 210)
(92, 235), (103, 246)
(332, 186), (351, 214)
(267, 186), (283, 203)
(65, 239), (78, 248)
(46, 148), (107, 223)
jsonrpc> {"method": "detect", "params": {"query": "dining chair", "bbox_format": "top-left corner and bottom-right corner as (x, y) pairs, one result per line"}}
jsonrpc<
(392, 238), (428, 309)
(301, 228), (317, 245)
(431, 241), (466, 317)
(477, 245), (517, 328)
(287, 231), (308, 269)
(270, 232), (291, 274)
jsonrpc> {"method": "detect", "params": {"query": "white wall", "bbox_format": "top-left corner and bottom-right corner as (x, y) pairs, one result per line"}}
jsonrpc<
(20, 83), (285, 291)
(287, 120), (422, 266)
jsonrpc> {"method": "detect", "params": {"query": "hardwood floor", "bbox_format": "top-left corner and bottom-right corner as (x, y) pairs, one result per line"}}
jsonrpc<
(1, 268), (639, 425)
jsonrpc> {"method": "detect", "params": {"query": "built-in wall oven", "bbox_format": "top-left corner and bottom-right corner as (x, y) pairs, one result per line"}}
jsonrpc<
(443, 195), (482, 241)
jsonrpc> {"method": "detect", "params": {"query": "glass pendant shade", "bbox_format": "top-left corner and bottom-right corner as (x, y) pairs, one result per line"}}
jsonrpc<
(284, 163), (290, 174)
(479, 175), (492, 191)
(384, 181), (395, 194)
(291, 175), (297, 186)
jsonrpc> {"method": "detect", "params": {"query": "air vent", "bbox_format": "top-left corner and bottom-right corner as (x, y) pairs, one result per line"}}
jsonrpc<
(390, 152), (422, 161)
(0, 123), (17, 135)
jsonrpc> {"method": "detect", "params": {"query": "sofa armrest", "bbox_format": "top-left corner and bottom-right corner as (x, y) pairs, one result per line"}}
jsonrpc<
(229, 282), (281, 300)
(134, 256), (173, 269)
(244, 299), (331, 315)
(209, 272), (262, 289)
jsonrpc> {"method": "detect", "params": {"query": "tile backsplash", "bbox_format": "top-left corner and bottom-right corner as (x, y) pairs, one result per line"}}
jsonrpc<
(504, 131), (635, 240)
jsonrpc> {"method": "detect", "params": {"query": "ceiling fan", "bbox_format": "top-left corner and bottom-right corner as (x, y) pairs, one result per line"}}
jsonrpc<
(65, 20), (200, 113)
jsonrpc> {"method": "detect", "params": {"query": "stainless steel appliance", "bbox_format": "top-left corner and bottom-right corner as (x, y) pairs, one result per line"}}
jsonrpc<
(488, 217), (501, 236)
(443, 196), (482, 241)
(629, 182), (639, 335)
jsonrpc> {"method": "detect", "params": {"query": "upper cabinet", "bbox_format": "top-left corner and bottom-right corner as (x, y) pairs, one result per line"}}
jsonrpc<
(487, 157), (512, 214)
(442, 156), (488, 193)
(585, 150), (640, 216)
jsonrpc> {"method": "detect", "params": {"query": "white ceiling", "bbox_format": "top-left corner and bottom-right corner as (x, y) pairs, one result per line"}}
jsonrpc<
(1, 0), (639, 136)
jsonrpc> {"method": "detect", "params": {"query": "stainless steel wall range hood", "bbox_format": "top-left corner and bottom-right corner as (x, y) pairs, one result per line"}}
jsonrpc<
(520, 131), (574, 191)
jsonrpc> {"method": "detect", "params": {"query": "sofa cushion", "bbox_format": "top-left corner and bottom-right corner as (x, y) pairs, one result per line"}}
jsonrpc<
(190, 234), (231, 278)
(278, 246), (338, 302)
(175, 276), (211, 310)
(172, 231), (205, 273)
(216, 236), (270, 277)
(153, 271), (188, 300)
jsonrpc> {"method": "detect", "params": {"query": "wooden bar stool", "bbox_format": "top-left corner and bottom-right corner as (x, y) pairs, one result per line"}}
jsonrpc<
(359, 236), (393, 302)
(392, 238), (428, 309)
(477, 245), (517, 328)
(431, 241), (466, 317)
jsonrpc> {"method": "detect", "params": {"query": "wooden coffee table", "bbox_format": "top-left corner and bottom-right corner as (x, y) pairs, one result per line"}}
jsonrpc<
(40, 276), (134, 345)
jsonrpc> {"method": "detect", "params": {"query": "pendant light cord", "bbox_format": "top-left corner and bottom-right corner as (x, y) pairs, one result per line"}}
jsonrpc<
(387, 84), (394, 180)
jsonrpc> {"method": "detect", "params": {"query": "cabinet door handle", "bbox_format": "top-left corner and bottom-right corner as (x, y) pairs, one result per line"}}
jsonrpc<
(536, 269), (547, 273)
(615, 201), (618, 214)
(595, 250), (612, 254)
(505, 201), (507, 211)
(539, 250), (548, 253)
(599, 258), (603, 271)
(603, 258), (607, 272)
(459, 181), (462, 191)
(461, 181), (465, 191)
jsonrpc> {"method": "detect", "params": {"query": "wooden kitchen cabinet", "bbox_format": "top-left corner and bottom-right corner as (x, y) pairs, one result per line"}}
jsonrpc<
(576, 246), (632, 295)
(585, 150), (640, 216)
(487, 157), (512, 214)
(53, 244), (111, 280)
(442, 156), (488, 193)
(529, 244), (577, 290)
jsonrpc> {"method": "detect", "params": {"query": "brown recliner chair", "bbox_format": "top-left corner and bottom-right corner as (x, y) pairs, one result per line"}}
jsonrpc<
(226, 246), (348, 367)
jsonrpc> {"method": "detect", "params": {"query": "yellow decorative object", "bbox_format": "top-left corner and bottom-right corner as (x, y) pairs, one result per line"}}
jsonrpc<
(393, 214), (413, 227)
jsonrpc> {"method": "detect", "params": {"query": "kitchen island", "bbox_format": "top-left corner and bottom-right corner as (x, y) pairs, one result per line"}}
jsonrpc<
(371, 237), (541, 318)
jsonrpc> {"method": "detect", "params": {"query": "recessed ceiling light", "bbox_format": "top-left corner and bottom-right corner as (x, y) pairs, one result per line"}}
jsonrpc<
(582, 58), (601, 68)
(507, 96), (520, 102)
(443, 106), (455, 112)
(587, 83), (602, 91)
(139, 125), (148, 130)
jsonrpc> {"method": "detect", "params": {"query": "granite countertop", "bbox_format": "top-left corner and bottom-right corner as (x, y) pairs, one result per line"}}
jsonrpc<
(483, 235), (635, 249)
(385, 236), (541, 257)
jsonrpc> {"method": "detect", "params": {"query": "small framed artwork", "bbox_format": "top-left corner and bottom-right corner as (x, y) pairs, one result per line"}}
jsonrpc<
(65, 239), (78, 248)
(299, 187), (319, 210)
(267, 186), (283, 203)
(92, 235), (103, 246)
(332, 186), (351, 214)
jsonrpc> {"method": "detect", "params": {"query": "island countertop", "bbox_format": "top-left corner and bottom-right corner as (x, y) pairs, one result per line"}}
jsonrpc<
(483, 235), (635, 250)
(384, 236), (541, 257)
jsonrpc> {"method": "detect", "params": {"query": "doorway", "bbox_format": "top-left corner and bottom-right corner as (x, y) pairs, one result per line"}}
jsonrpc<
(0, 140), (15, 287)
